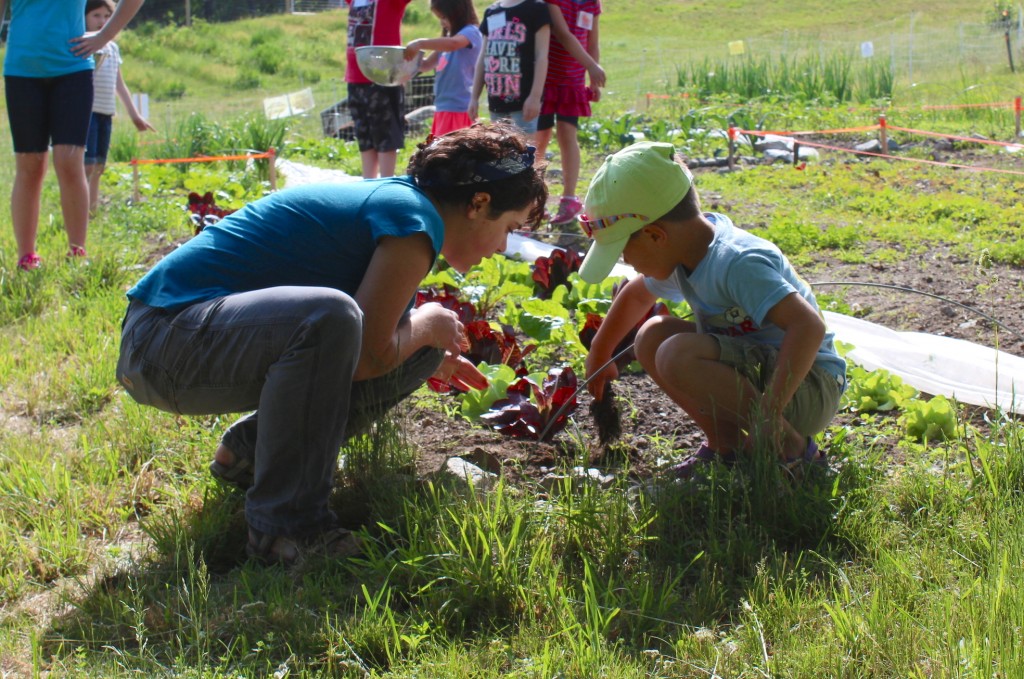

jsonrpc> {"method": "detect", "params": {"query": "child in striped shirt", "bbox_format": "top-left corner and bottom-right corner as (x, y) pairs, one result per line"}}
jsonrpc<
(84, 0), (154, 216)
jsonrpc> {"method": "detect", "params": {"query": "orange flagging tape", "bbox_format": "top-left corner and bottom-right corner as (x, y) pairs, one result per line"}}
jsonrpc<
(746, 136), (1024, 177)
(130, 151), (274, 166)
(742, 125), (880, 137)
(886, 125), (1024, 148)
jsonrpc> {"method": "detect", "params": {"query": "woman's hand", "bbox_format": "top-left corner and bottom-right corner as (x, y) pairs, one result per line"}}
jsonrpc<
(70, 32), (107, 58)
(412, 302), (466, 356)
(432, 353), (489, 392)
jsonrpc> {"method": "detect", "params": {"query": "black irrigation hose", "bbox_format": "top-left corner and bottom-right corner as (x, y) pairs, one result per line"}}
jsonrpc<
(810, 280), (1024, 344)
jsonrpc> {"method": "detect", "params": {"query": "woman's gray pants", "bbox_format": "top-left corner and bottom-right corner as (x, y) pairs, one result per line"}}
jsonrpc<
(116, 287), (442, 538)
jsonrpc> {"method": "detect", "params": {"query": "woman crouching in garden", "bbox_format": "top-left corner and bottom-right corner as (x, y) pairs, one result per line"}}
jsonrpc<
(116, 122), (547, 566)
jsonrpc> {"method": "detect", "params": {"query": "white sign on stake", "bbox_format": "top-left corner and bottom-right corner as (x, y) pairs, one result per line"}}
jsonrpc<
(860, 41), (874, 58)
(131, 92), (150, 119)
(263, 88), (315, 120)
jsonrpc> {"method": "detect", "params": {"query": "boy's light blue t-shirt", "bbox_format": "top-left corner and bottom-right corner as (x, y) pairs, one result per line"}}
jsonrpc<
(644, 212), (847, 381)
(128, 178), (445, 312)
(3, 0), (93, 78)
(433, 24), (483, 112)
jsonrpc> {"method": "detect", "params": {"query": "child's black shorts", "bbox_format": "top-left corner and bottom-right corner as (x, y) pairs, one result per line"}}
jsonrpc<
(4, 70), (94, 152)
(347, 82), (405, 153)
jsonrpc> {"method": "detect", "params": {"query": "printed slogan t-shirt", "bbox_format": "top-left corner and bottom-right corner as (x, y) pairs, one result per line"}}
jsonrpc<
(479, 0), (551, 113)
(344, 0), (414, 84)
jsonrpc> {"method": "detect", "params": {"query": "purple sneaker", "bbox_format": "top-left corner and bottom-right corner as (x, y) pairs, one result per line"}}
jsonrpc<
(665, 443), (736, 480)
(781, 438), (828, 477)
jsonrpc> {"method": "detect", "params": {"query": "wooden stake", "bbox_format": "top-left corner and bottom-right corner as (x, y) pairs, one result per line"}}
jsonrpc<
(268, 148), (277, 191)
(727, 125), (736, 170)
(879, 114), (889, 154)
(132, 160), (140, 203)
(1015, 96), (1022, 138)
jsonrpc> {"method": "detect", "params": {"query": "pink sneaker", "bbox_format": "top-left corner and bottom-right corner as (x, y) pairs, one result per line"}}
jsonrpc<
(17, 253), (41, 271)
(550, 195), (582, 225)
(67, 245), (87, 258)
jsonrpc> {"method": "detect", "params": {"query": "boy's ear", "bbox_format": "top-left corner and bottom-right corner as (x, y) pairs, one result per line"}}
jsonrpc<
(641, 222), (669, 242)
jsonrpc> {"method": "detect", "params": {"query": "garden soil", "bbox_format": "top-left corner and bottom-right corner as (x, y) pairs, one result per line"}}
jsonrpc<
(397, 181), (1024, 486)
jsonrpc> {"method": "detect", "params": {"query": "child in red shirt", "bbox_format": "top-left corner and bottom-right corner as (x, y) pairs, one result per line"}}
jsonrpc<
(537, 0), (605, 226)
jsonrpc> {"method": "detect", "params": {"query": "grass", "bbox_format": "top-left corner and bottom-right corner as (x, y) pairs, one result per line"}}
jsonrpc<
(2, 0), (1024, 675)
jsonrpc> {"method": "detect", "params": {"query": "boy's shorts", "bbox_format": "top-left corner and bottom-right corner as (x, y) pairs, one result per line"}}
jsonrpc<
(85, 112), (114, 165)
(5, 71), (94, 152)
(714, 334), (845, 436)
(347, 82), (405, 153)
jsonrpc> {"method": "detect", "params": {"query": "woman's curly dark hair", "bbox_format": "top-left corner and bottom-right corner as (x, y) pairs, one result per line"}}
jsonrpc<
(407, 121), (548, 227)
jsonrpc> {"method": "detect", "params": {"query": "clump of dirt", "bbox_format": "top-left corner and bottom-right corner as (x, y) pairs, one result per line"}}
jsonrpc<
(589, 382), (623, 445)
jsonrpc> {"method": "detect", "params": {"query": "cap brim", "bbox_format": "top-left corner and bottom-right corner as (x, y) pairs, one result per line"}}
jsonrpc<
(579, 234), (630, 284)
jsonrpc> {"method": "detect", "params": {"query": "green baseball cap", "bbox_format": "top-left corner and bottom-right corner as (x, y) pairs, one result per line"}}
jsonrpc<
(578, 141), (692, 283)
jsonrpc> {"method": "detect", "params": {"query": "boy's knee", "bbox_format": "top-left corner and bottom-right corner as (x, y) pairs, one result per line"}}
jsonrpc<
(633, 315), (675, 365)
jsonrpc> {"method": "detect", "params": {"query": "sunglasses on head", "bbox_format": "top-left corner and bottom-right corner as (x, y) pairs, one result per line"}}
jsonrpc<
(578, 212), (648, 238)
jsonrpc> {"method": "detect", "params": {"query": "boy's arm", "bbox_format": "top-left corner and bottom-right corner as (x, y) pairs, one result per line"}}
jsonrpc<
(115, 69), (156, 132)
(469, 35), (488, 120)
(71, 0), (145, 57)
(584, 276), (657, 398)
(760, 292), (826, 421)
(545, 3), (605, 89)
(522, 24), (550, 121)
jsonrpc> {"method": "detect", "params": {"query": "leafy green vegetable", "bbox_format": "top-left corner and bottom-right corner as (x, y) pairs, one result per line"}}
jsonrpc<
(901, 395), (958, 442)
(459, 364), (520, 420)
(842, 365), (918, 412)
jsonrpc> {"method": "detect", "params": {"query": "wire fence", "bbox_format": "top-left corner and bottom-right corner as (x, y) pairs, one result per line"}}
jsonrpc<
(601, 17), (1024, 105)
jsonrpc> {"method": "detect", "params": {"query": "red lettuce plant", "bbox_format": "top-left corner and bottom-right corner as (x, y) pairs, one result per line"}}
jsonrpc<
(463, 321), (536, 373)
(532, 248), (583, 299)
(415, 285), (478, 324)
(418, 285), (536, 393)
(427, 321), (537, 394)
(479, 366), (578, 441)
(188, 192), (236, 234)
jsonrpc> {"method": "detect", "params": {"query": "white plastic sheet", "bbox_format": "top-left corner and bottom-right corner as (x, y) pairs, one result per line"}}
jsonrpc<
(824, 312), (1024, 414)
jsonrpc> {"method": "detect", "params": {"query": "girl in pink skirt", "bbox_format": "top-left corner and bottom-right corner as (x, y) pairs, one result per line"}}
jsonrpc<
(537, 0), (605, 226)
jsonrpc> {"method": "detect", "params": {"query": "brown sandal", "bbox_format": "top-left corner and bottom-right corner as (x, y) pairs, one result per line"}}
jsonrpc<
(246, 527), (363, 568)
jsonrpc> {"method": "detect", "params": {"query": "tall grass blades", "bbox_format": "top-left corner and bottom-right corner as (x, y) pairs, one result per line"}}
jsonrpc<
(679, 50), (895, 103)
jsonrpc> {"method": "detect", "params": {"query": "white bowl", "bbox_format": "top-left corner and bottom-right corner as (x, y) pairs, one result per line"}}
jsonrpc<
(354, 46), (423, 87)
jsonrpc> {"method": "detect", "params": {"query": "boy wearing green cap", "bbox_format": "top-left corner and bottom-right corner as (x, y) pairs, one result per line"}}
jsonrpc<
(578, 141), (846, 475)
